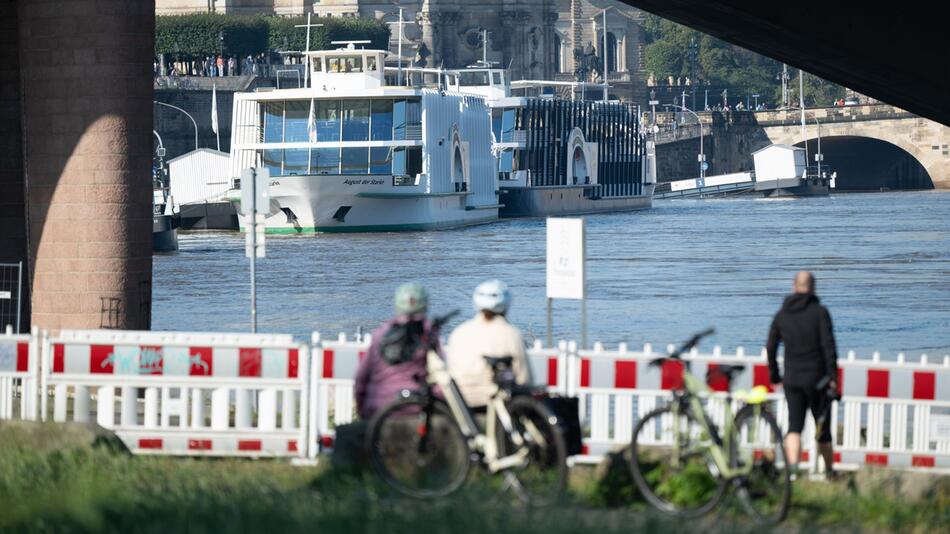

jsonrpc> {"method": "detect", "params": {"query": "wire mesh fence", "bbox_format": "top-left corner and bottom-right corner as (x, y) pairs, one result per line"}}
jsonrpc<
(0, 262), (23, 333)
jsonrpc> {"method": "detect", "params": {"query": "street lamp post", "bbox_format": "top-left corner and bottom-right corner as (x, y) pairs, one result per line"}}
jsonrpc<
(752, 93), (760, 109)
(593, 7), (614, 102)
(668, 103), (704, 179)
(687, 37), (698, 111)
(154, 100), (199, 151)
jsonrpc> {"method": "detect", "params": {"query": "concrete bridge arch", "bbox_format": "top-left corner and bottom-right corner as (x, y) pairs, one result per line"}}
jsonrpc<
(756, 107), (950, 190)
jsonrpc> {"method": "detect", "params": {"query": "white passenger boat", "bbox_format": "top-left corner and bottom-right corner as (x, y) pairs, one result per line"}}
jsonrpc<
(228, 44), (499, 233)
(443, 64), (655, 217)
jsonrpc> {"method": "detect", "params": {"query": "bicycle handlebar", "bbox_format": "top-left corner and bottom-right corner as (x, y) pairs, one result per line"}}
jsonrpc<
(648, 328), (716, 367)
(431, 310), (460, 331)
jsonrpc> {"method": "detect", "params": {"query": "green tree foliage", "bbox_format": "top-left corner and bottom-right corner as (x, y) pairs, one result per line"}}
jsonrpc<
(155, 14), (268, 58)
(266, 16), (390, 53)
(642, 14), (844, 107)
(156, 14), (389, 59)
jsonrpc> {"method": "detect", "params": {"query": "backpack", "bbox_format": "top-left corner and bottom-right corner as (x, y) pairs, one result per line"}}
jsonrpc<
(378, 320), (425, 365)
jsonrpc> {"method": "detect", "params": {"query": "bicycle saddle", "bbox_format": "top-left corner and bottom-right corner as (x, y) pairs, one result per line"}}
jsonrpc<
(483, 356), (513, 370)
(707, 364), (745, 388)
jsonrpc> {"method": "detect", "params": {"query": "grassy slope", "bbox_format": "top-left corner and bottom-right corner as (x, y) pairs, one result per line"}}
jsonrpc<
(0, 429), (946, 533)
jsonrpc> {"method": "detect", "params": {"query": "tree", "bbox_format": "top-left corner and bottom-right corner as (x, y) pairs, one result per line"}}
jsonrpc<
(155, 14), (390, 59)
(641, 14), (844, 108)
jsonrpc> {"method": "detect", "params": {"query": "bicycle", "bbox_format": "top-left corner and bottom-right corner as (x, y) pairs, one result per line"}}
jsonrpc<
(366, 311), (567, 504)
(628, 329), (791, 523)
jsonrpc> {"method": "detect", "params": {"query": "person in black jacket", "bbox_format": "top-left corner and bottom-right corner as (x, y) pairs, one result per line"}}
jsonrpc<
(767, 271), (839, 476)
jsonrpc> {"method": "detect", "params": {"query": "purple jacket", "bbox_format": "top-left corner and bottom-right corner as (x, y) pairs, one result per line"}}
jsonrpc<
(354, 315), (442, 419)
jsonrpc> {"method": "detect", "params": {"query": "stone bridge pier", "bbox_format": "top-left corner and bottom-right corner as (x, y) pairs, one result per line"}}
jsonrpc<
(0, 0), (154, 332)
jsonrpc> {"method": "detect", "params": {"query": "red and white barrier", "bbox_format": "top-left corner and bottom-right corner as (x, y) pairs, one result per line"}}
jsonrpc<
(308, 332), (370, 454)
(4, 325), (947, 472)
(0, 328), (39, 420)
(570, 342), (950, 472)
(41, 330), (310, 458)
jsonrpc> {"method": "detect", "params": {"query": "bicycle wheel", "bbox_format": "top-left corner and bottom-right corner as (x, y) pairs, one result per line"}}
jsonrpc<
(366, 396), (471, 498)
(731, 404), (791, 524)
(629, 404), (728, 518)
(496, 396), (567, 505)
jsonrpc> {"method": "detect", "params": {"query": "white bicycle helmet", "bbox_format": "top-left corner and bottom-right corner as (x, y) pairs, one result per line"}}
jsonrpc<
(472, 279), (511, 314)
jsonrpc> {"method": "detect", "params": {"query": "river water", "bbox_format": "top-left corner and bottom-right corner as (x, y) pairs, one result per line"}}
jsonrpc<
(153, 191), (950, 360)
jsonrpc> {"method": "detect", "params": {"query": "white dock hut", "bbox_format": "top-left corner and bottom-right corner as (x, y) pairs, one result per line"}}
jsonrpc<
(752, 144), (807, 182)
(168, 148), (231, 206)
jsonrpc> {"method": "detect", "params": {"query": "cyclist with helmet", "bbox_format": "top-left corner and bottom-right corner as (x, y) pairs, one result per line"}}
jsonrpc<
(354, 283), (443, 419)
(447, 280), (531, 409)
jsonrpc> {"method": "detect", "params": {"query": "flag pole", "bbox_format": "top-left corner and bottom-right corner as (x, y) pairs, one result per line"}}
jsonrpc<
(212, 83), (220, 151)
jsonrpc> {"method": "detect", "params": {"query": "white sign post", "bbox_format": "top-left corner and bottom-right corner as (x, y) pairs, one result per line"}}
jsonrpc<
(546, 217), (586, 348)
(241, 168), (269, 333)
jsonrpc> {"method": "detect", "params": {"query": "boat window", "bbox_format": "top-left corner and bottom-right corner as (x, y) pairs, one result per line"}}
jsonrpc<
(342, 100), (370, 141)
(328, 56), (361, 73)
(263, 102), (284, 143)
(311, 147), (340, 174)
(341, 147), (369, 174)
(284, 101), (310, 142)
(370, 146), (391, 174)
(262, 149), (282, 176)
(491, 109), (502, 142)
(501, 108), (516, 142)
(366, 56), (377, 71)
(392, 147), (406, 176)
(406, 100), (422, 138)
(315, 100), (341, 142)
(370, 99), (393, 141)
(445, 74), (456, 86)
(311, 57), (323, 72)
(499, 149), (514, 173)
(283, 149), (309, 175)
(492, 72), (502, 85)
(393, 100), (407, 141)
(458, 70), (489, 86)
(327, 56), (362, 73)
(392, 146), (422, 178)
(407, 147), (422, 176)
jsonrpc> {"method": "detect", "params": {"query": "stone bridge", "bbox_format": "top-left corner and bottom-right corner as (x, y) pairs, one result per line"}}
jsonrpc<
(654, 104), (950, 190)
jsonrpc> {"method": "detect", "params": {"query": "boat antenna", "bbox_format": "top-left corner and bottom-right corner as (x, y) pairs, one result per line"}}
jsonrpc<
(331, 40), (372, 50)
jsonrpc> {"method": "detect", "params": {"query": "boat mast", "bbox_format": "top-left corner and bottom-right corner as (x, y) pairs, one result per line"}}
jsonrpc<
(295, 14), (324, 89)
(386, 7), (405, 85)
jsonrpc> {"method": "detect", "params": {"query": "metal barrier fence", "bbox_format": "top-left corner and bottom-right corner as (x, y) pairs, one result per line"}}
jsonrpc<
(569, 342), (950, 471)
(0, 262), (23, 333)
(2, 328), (948, 472)
(41, 330), (311, 458)
(0, 328), (38, 420)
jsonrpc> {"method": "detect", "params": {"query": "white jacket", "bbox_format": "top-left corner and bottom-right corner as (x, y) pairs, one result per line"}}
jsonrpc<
(446, 314), (531, 407)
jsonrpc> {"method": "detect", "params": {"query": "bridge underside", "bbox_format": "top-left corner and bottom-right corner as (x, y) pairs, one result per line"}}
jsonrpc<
(797, 137), (934, 191)
(624, 1), (950, 127)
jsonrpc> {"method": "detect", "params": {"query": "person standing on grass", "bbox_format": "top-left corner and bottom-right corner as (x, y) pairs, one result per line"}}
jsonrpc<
(767, 271), (840, 478)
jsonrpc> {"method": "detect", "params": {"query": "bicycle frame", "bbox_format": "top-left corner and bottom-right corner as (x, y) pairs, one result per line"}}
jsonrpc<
(669, 370), (764, 479)
(426, 351), (532, 473)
